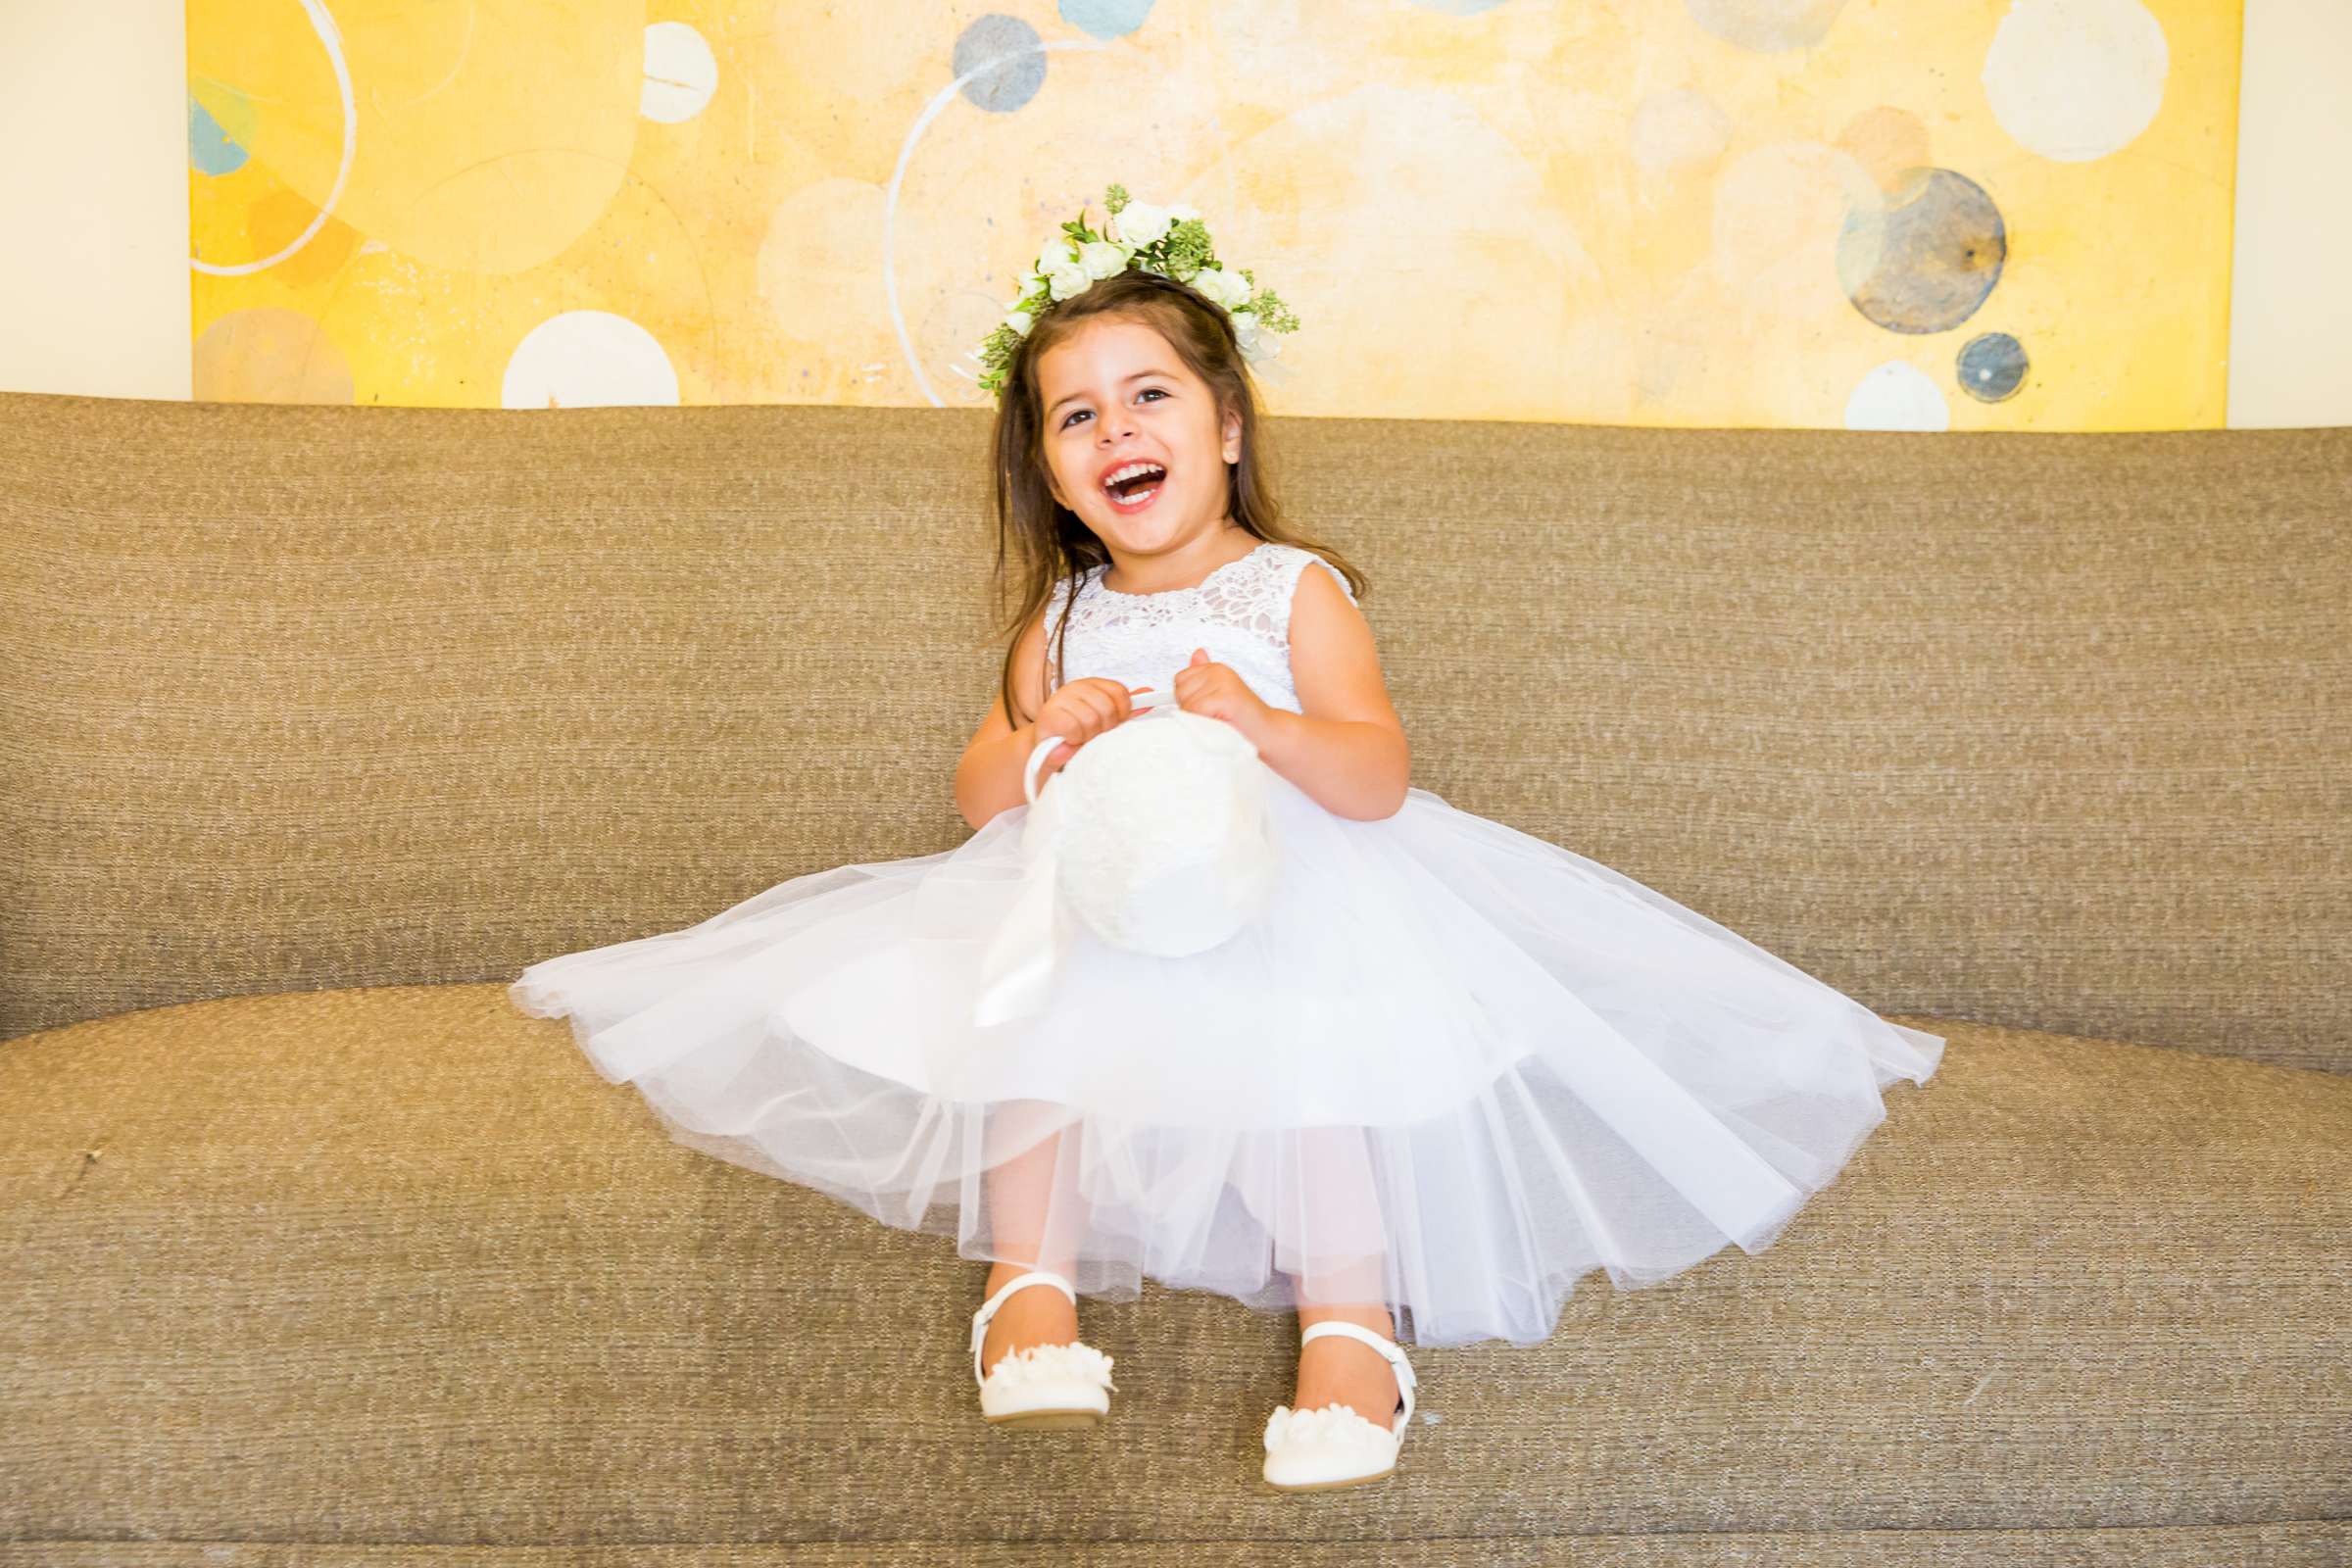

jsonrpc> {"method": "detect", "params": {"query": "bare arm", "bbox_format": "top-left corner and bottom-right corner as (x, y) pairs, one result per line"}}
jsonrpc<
(1261, 564), (1409, 819)
(1197, 563), (1407, 821)
(954, 607), (1053, 832)
(953, 605), (1148, 831)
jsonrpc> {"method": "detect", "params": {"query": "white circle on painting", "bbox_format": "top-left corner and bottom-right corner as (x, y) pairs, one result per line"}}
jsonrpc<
(1983, 0), (2168, 163)
(503, 311), (681, 408)
(641, 22), (717, 124)
(1845, 361), (1949, 431)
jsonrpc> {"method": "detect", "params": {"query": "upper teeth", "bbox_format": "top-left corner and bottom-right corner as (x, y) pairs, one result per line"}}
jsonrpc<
(1103, 463), (1164, 489)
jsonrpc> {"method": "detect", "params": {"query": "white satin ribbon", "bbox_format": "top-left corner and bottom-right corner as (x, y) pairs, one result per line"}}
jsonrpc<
(970, 686), (1177, 1027)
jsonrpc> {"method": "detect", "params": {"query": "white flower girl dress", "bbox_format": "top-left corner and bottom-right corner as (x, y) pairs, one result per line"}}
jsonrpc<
(509, 539), (1944, 1349)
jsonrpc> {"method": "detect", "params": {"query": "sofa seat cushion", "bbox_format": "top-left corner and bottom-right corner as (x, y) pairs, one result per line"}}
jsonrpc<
(3, 984), (2346, 1548)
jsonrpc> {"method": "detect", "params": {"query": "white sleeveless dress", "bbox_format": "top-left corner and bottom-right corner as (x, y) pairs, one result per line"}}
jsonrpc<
(511, 539), (1943, 1348)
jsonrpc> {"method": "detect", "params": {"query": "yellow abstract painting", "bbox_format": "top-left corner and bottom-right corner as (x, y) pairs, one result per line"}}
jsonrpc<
(188, 0), (2240, 429)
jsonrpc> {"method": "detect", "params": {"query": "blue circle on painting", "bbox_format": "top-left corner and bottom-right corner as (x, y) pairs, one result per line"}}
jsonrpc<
(1061, 0), (1153, 38)
(189, 97), (248, 175)
(1957, 332), (2029, 402)
(955, 16), (1048, 114)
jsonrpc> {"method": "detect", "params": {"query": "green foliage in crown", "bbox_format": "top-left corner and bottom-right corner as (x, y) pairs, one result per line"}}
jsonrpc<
(971, 182), (1300, 402)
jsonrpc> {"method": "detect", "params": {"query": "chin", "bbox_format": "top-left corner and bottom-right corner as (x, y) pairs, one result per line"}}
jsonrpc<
(1088, 509), (1192, 553)
(1107, 520), (1191, 550)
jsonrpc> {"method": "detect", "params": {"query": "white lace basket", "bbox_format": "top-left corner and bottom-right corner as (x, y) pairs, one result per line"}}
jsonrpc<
(971, 690), (1279, 1026)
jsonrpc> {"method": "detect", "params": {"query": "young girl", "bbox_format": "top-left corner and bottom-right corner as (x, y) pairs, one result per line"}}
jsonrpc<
(509, 187), (1944, 1494)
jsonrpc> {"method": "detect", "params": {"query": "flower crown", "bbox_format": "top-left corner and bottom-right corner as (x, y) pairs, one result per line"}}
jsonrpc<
(968, 182), (1300, 404)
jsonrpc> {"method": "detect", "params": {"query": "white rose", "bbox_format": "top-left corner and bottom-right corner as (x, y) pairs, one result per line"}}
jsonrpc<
(1076, 240), (1129, 279)
(1004, 309), (1033, 338)
(1036, 239), (1077, 276)
(1228, 308), (1258, 345)
(1046, 262), (1091, 301)
(1114, 201), (1173, 248)
(1191, 267), (1250, 309)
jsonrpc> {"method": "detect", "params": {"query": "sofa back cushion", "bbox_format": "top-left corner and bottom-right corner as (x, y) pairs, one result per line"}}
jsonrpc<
(2, 391), (2345, 1072)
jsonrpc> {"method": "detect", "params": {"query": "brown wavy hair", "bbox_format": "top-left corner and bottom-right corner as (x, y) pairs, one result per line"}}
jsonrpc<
(983, 268), (1367, 729)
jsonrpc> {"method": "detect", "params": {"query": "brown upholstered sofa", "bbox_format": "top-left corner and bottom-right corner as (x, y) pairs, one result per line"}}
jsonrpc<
(4, 387), (2346, 1564)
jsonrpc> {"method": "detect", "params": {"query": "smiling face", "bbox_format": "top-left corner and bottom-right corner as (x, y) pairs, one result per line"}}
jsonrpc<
(1035, 315), (1244, 557)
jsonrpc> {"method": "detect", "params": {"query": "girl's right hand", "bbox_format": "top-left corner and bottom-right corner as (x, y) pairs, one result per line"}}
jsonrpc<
(1030, 679), (1152, 787)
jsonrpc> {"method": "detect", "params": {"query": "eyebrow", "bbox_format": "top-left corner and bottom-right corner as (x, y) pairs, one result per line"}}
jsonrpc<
(1047, 369), (1175, 419)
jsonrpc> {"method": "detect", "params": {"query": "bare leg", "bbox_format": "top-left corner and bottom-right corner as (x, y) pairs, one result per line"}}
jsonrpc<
(978, 1101), (1088, 1378)
(1280, 1126), (1402, 1420)
(1289, 1284), (1401, 1421)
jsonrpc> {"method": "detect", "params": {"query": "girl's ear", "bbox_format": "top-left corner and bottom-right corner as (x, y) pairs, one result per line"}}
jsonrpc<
(1222, 406), (1242, 465)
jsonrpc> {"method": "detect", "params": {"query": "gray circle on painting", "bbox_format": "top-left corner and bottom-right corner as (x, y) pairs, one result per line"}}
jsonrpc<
(1957, 332), (2029, 402)
(1686, 0), (1849, 52)
(955, 15), (1048, 114)
(1838, 168), (2007, 335)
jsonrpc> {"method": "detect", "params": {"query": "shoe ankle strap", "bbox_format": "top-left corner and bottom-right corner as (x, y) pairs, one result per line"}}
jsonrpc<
(1299, 1318), (1417, 1426)
(970, 1268), (1078, 1384)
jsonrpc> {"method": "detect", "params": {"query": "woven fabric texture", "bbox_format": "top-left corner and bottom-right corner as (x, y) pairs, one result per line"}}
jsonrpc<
(2, 984), (2345, 1545)
(1, 391), (2345, 1071)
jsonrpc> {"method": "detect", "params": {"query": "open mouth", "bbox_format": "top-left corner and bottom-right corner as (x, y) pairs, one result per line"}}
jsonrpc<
(1102, 463), (1166, 512)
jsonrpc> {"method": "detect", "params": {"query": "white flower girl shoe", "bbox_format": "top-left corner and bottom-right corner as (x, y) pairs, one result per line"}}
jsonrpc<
(969, 1267), (1118, 1429)
(1261, 1319), (1419, 1491)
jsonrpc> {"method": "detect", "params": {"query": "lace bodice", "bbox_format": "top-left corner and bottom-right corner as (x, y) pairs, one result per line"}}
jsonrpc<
(1043, 541), (1357, 715)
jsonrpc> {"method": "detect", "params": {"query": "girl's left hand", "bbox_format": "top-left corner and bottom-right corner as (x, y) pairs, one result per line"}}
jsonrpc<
(1171, 646), (1273, 742)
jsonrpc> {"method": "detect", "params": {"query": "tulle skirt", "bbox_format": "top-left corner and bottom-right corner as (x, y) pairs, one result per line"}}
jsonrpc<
(509, 772), (1943, 1349)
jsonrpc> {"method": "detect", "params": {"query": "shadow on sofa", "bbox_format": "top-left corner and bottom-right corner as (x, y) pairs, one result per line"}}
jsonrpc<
(4, 391), (2347, 1560)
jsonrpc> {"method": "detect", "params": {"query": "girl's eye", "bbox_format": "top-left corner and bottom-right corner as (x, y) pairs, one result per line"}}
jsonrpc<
(1062, 387), (1167, 429)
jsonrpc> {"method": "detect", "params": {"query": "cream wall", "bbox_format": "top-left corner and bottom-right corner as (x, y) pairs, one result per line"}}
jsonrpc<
(2226, 0), (2352, 429)
(1, 0), (2343, 427)
(0, 0), (191, 402)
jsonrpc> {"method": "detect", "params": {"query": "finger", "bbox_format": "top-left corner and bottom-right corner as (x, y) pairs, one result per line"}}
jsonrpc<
(1076, 686), (1119, 737)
